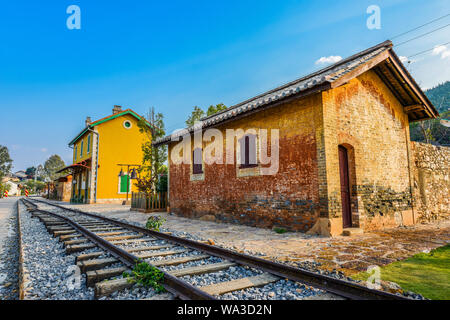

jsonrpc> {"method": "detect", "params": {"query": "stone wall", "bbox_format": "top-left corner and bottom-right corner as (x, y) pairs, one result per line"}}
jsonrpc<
(318, 70), (414, 234)
(411, 142), (450, 222)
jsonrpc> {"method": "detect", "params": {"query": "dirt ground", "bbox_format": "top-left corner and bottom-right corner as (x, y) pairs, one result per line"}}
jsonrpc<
(43, 198), (450, 276)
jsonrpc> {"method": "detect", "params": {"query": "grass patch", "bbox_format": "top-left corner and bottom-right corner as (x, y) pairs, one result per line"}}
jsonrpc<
(123, 260), (165, 293)
(273, 227), (288, 234)
(353, 244), (450, 300)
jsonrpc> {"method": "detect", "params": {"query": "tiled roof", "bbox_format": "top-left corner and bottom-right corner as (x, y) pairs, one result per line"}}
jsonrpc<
(153, 40), (394, 146)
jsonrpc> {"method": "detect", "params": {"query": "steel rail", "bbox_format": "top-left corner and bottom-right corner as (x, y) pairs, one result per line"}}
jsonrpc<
(30, 198), (410, 300)
(21, 199), (216, 300)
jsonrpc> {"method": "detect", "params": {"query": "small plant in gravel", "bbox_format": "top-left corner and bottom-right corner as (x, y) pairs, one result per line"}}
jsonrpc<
(273, 227), (287, 234)
(145, 216), (166, 231)
(123, 261), (165, 293)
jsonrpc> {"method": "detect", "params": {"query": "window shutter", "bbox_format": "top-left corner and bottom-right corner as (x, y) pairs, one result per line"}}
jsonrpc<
(240, 138), (246, 166)
(193, 148), (203, 174)
(240, 134), (257, 168)
(120, 175), (129, 193)
(248, 134), (256, 166)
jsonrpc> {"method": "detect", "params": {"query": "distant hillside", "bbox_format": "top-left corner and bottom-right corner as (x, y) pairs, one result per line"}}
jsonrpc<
(410, 81), (449, 146)
(424, 81), (449, 114)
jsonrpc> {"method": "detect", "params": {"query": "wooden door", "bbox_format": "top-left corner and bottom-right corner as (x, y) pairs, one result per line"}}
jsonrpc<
(339, 146), (352, 228)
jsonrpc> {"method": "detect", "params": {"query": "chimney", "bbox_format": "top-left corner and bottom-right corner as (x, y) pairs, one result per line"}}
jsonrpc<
(112, 105), (122, 114)
(85, 116), (92, 127)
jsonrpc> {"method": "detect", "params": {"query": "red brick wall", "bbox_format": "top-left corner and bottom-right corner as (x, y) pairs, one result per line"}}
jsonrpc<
(169, 94), (323, 231)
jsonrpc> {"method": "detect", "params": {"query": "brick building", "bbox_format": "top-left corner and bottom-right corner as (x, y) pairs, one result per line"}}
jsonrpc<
(154, 41), (440, 236)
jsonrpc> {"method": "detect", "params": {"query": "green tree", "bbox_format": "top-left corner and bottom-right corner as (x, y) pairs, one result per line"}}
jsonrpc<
(425, 81), (449, 114)
(206, 103), (227, 116)
(186, 104), (227, 127)
(137, 107), (167, 196)
(186, 106), (205, 127)
(25, 166), (37, 179)
(43, 155), (66, 181)
(0, 145), (13, 181)
(24, 179), (46, 194)
(156, 165), (168, 193)
(410, 110), (450, 146)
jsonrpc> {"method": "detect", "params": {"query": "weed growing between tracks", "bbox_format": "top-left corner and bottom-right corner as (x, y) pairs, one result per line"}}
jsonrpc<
(145, 216), (166, 232)
(123, 260), (165, 293)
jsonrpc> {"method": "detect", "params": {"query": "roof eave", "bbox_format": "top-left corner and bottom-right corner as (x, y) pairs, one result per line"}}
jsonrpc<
(152, 82), (332, 147)
(68, 109), (152, 146)
(387, 50), (439, 119)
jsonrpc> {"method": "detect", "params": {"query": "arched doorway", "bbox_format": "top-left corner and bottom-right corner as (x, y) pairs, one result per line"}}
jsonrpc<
(338, 145), (352, 228)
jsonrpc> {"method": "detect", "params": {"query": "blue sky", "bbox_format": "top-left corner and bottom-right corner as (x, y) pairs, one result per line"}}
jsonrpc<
(1, 0), (449, 171)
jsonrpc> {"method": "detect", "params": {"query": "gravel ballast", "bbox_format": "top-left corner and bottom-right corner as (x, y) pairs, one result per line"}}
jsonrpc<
(0, 202), (20, 300)
(18, 202), (94, 300)
(28, 198), (426, 300)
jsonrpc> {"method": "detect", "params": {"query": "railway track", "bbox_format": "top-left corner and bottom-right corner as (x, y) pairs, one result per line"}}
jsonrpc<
(20, 198), (409, 300)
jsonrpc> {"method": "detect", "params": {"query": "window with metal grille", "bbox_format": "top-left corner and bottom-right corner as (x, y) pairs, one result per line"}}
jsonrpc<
(87, 135), (91, 154)
(193, 148), (203, 174)
(240, 134), (257, 168)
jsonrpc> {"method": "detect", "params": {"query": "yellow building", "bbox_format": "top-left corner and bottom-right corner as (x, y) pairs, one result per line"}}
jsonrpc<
(62, 106), (150, 204)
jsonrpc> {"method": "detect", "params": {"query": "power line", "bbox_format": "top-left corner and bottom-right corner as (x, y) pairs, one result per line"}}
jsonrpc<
(395, 23), (450, 47)
(406, 40), (450, 59)
(391, 13), (450, 40)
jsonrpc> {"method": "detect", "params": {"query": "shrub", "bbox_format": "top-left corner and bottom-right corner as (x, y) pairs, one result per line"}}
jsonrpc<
(146, 215), (165, 231)
(273, 227), (287, 234)
(123, 261), (165, 293)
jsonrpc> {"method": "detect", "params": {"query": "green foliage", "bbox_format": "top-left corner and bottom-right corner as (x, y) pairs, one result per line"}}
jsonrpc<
(25, 167), (36, 179)
(0, 183), (11, 197)
(43, 155), (66, 181)
(0, 145), (13, 181)
(273, 227), (287, 234)
(146, 216), (166, 231)
(409, 82), (450, 146)
(425, 81), (449, 114)
(156, 174), (168, 193)
(354, 245), (450, 300)
(123, 261), (165, 293)
(206, 103), (227, 117)
(410, 110), (450, 146)
(186, 106), (205, 127)
(186, 104), (227, 127)
(137, 107), (167, 197)
(24, 179), (46, 193)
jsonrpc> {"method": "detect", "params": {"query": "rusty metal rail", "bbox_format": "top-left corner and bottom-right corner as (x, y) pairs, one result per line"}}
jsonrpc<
(27, 198), (410, 300)
(21, 198), (215, 300)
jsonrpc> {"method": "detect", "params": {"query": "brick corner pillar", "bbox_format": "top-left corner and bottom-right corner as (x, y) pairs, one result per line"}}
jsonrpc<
(306, 91), (343, 237)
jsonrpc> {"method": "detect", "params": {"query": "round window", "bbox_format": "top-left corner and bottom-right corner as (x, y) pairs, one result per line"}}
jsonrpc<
(123, 120), (132, 129)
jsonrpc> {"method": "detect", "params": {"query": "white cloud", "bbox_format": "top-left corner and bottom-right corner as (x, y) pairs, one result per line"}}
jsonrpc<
(315, 55), (342, 65)
(442, 50), (450, 59)
(399, 56), (408, 63)
(432, 45), (446, 55)
(40, 148), (48, 153)
(432, 45), (450, 59)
